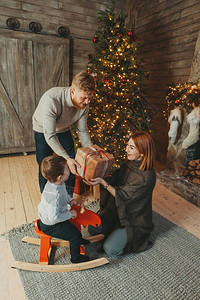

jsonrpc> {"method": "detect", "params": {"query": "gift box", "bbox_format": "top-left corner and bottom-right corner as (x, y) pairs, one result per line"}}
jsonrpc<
(75, 144), (115, 181)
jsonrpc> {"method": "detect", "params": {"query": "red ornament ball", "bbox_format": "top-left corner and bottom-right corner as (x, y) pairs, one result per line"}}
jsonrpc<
(127, 30), (133, 37)
(118, 33), (123, 38)
(175, 100), (180, 105)
(92, 36), (98, 43)
(122, 78), (127, 83)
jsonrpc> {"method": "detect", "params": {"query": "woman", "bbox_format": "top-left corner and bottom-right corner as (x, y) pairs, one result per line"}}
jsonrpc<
(87, 131), (156, 256)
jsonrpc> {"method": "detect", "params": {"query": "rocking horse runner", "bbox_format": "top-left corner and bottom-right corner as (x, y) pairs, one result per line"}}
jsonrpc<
(12, 156), (109, 272)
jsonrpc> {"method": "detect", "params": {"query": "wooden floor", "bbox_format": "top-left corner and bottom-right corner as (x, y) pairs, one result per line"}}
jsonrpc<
(0, 154), (200, 300)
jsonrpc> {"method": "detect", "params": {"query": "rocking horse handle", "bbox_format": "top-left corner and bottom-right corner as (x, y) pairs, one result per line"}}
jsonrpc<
(69, 205), (101, 229)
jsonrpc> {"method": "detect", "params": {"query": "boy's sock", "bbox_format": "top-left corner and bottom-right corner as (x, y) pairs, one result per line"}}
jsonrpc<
(71, 254), (90, 263)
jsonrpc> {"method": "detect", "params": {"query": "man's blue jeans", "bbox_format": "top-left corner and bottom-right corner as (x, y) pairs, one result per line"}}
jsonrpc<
(34, 130), (75, 194)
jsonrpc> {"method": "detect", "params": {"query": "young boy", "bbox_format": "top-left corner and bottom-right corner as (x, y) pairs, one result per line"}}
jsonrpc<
(38, 155), (90, 263)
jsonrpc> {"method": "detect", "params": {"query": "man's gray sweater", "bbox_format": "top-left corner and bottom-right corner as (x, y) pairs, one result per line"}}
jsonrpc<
(32, 87), (92, 160)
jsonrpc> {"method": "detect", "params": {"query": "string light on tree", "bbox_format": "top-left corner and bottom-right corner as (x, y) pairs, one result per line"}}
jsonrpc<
(86, 0), (154, 168)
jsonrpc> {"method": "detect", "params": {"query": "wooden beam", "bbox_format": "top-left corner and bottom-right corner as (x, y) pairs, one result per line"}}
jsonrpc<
(22, 233), (105, 246)
(85, 234), (105, 243)
(22, 236), (70, 247)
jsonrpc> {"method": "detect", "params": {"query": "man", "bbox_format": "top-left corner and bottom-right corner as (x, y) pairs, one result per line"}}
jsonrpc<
(32, 71), (95, 194)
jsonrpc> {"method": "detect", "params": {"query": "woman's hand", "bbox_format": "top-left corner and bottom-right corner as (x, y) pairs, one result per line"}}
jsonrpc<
(70, 209), (77, 219)
(87, 177), (116, 197)
(87, 177), (105, 186)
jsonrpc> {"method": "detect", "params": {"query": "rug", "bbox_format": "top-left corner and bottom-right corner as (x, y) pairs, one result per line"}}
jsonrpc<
(4, 212), (200, 300)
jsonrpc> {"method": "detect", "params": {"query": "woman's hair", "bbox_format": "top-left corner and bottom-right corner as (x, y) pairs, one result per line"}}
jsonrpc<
(41, 155), (67, 183)
(72, 71), (95, 93)
(130, 131), (155, 171)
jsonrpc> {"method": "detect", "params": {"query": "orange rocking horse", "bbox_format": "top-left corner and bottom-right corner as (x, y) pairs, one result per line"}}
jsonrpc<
(11, 205), (108, 273)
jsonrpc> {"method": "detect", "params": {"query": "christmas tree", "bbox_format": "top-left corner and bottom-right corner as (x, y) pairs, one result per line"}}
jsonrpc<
(87, 1), (154, 167)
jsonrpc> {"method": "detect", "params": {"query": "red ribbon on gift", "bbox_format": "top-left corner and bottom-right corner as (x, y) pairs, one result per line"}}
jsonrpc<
(82, 149), (110, 180)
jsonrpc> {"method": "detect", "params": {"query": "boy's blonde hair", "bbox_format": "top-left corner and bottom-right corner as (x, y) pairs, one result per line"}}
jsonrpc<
(72, 71), (95, 93)
(130, 131), (155, 171)
(41, 156), (68, 183)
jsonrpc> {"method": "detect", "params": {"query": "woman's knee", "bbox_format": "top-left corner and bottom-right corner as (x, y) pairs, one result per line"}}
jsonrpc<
(103, 241), (112, 256)
(103, 241), (118, 256)
(103, 240), (123, 256)
(103, 228), (127, 256)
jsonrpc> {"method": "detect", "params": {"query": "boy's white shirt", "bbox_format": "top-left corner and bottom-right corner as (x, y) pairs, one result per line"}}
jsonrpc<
(38, 181), (72, 225)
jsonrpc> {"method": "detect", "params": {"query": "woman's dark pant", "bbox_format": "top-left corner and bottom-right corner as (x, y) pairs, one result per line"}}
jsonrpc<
(39, 220), (82, 260)
(34, 130), (75, 194)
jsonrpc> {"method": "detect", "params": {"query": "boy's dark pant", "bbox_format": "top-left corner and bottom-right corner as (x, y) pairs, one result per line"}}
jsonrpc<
(34, 130), (75, 195)
(39, 220), (82, 260)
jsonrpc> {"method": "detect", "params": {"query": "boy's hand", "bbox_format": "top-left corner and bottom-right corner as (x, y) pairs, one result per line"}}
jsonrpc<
(70, 210), (77, 219)
(70, 199), (77, 207)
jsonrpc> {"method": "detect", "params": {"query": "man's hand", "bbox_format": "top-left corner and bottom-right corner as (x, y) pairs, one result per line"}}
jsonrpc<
(70, 209), (77, 219)
(66, 158), (80, 176)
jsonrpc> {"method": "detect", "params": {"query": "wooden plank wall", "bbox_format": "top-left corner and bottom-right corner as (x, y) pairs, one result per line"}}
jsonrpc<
(0, 0), (124, 77)
(126, 0), (200, 164)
